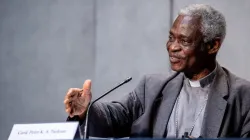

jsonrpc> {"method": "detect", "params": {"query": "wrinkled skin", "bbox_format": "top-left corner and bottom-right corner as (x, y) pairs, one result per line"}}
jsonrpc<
(167, 15), (221, 80)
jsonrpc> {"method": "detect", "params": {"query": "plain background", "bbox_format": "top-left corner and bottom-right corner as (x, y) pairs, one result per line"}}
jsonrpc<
(1, 0), (250, 139)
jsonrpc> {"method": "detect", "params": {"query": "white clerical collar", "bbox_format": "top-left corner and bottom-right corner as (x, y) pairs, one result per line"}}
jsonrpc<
(188, 80), (201, 87)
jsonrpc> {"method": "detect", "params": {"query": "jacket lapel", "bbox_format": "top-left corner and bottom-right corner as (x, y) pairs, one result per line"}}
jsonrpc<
(153, 73), (184, 137)
(201, 65), (229, 138)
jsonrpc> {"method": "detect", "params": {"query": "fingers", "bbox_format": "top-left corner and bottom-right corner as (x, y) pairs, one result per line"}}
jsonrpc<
(69, 106), (75, 118)
(66, 107), (71, 115)
(64, 98), (73, 104)
(64, 80), (92, 118)
(65, 100), (72, 115)
(66, 88), (83, 99)
(68, 100), (86, 117)
(64, 88), (82, 115)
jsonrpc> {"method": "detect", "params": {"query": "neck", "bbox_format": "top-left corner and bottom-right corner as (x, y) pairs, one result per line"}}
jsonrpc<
(184, 61), (216, 81)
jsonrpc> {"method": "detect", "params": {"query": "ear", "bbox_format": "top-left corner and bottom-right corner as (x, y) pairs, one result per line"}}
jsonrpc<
(207, 37), (222, 54)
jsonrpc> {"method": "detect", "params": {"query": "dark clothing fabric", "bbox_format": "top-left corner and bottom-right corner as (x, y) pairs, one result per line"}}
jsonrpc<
(67, 64), (250, 138)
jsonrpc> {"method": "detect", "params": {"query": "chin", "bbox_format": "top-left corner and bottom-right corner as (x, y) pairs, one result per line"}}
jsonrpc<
(170, 64), (185, 72)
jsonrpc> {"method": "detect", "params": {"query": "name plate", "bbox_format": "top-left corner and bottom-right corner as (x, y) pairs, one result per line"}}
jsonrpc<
(8, 122), (79, 140)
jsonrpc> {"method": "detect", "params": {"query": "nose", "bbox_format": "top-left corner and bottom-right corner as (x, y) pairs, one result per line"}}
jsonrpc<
(167, 41), (181, 52)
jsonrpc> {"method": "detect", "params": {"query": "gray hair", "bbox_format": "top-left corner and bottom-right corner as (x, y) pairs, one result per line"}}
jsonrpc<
(179, 4), (226, 43)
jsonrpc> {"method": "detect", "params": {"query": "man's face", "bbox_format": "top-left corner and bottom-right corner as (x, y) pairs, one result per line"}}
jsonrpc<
(167, 15), (205, 72)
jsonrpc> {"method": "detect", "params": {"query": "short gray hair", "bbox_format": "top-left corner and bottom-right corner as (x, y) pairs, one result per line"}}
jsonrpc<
(179, 4), (226, 43)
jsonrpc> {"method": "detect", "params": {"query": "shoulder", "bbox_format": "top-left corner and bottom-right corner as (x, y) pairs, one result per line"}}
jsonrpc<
(134, 73), (169, 92)
(133, 72), (179, 92)
(222, 67), (250, 108)
(133, 72), (179, 110)
(137, 72), (178, 90)
(223, 67), (250, 94)
(143, 72), (179, 85)
(135, 72), (180, 95)
(144, 73), (170, 84)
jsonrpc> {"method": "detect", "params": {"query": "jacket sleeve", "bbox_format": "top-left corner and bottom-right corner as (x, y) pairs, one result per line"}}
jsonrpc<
(67, 76), (146, 138)
(241, 110), (250, 137)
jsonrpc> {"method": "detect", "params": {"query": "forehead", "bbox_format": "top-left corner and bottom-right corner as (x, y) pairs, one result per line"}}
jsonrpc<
(170, 15), (201, 37)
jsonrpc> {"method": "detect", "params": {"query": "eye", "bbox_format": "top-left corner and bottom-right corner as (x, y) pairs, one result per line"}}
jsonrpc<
(181, 39), (190, 46)
(168, 35), (175, 42)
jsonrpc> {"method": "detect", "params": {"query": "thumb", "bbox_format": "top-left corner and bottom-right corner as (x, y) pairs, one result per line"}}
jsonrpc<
(82, 79), (91, 94)
(82, 80), (92, 104)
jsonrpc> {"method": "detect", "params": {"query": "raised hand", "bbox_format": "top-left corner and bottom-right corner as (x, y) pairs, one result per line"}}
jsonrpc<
(64, 80), (92, 118)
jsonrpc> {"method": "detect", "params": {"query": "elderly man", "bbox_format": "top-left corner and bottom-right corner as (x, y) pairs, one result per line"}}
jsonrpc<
(64, 4), (250, 138)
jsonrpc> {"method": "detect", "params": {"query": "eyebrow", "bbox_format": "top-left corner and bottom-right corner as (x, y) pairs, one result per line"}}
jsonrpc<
(169, 30), (189, 39)
(169, 29), (174, 35)
(179, 34), (189, 39)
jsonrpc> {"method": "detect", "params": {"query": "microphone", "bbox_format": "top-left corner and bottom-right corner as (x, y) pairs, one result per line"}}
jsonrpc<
(82, 77), (132, 139)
